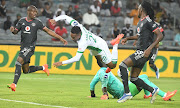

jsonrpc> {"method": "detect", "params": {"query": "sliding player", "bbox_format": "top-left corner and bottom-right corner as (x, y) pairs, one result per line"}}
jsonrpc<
(89, 67), (177, 101)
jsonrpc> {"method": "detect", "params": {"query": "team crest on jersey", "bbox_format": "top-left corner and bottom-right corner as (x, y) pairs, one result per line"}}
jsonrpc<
(25, 26), (30, 31)
(73, 21), (78, 26)
(137, 27), (140, 33)
(31, 23), (36, 26)
(104, 75), (108, 79)
(22, 23), (25, 25)
(140, 23), (143, 27)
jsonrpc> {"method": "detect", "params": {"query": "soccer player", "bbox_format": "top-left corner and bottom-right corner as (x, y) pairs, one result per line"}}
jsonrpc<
(117, 1), (163, 103)
(51, 15), (123, 71)
(89, 67), (177, 101)
(133, 22), (165, 79)
(7, 5), (68, 91)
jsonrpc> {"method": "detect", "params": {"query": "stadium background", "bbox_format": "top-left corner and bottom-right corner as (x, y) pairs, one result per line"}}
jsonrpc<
(0, 0), (180, 108)
(0, 0), (180, 77)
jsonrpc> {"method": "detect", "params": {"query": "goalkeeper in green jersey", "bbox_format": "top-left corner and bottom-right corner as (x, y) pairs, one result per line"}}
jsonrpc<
(89, 67), (177, 101)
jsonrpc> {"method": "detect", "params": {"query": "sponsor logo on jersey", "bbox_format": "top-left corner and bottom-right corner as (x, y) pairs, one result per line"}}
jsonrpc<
(25, 26), (30, 31)
(137, 27), (140, 33)
(23, 26), (31, 34)
(32, 23), (36, 26)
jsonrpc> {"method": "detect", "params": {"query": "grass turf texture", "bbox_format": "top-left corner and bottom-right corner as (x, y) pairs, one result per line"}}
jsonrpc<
(0, 72), (179, 108)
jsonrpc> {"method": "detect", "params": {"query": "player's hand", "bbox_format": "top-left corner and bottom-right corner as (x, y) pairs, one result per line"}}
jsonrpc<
(121, 38), (127, 45)
(50, 19), (56, 25)
(100, 95), (109, 100)
(53, 62), (63, 67)
(144, 49), (151, 58)
(10, 26), (15, 32)
(133, 41), (137, 46)
(62, 39), (68, 45)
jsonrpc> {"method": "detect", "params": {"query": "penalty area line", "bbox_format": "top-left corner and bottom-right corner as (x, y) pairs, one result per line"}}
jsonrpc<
(0, 98), (73, 108)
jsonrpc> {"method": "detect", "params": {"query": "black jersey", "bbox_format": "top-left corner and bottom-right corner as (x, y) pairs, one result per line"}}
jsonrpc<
(15, 17), (45, 48)
(136, 16), (159, 50)
(155, 22), (165, 37)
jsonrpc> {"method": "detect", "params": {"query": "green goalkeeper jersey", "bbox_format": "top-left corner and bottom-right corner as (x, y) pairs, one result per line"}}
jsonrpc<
(90, 67), (141, 98)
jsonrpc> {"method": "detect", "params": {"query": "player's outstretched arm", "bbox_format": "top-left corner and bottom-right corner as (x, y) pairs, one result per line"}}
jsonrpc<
(121, 34), (138, 45)
(10, 26), (18, 34)
(50, 15), (79, 27)
(53, 52), (83, 67)
(43, 27), (68, 45)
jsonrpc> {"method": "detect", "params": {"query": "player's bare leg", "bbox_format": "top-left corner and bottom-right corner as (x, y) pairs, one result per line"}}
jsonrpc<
(95, 56), (116, 72)
(95, 56), (107, 67)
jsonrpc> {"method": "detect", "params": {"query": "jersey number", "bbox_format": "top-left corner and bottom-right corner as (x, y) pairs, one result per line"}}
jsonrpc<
(86, 32), (96, 43)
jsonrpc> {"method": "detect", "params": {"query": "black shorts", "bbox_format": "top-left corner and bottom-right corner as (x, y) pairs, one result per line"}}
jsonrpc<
(129, 50), (152, 69)
(19, 47), (35, 64)
(149, 48), (158, 64)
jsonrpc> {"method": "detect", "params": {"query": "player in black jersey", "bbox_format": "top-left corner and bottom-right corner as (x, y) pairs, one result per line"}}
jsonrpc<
(117, 1), (163, 103)
(133, 22), (165, 79)
(7, 5), (68, 92)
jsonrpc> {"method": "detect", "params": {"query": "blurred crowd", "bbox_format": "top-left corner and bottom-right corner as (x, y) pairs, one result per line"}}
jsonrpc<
(0, 0), (180, 47)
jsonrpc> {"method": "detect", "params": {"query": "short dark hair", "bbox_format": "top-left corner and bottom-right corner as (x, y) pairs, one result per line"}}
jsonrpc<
(44, 2), (49, 6)
(71, 26), (81, 34)
(141, 1), (154, 21)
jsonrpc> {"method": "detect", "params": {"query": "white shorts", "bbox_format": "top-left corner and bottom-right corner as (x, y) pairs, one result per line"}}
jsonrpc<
(89, 39), (112, 64)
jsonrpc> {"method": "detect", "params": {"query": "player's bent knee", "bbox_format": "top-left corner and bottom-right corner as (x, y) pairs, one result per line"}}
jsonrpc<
(110, 64), (116, 69)
(119, 62), (127, 69)
(107, 62), (116, 69)
(22, 68), (29, 74)
(15, 61), (22, 67)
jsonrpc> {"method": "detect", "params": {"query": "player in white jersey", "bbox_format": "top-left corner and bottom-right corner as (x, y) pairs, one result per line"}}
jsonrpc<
(51, 15), (124, 70)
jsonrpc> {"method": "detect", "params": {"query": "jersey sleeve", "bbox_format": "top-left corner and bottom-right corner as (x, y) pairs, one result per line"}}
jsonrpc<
(15, 19), (22, 32)
(38, 19), (46, 30)
(54, 15), (80, 27)
(90, 71), (100, 91)
(62, 52), (83, 64)
(147, 20), (159, 32)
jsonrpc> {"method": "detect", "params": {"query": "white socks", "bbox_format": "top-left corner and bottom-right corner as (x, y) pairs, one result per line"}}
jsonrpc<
(111, 44), (118, 63)
(42, 66), (45, 70)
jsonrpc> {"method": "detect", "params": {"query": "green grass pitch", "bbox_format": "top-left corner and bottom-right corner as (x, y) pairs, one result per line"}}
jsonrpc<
(0, 72), (179, 108)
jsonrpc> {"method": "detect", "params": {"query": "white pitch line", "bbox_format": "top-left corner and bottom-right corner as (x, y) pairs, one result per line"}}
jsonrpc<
(0, 98), (73, 108)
